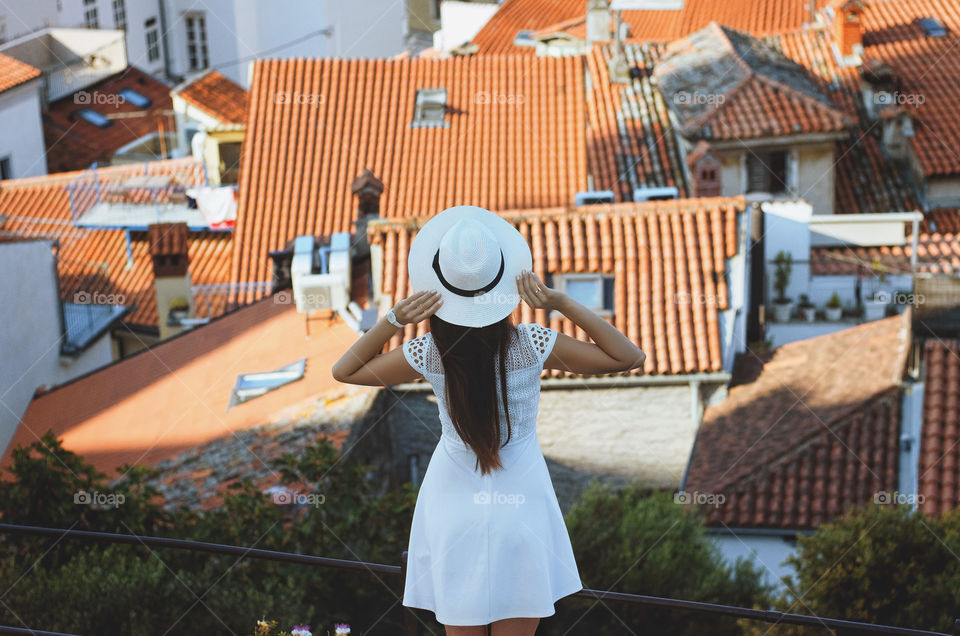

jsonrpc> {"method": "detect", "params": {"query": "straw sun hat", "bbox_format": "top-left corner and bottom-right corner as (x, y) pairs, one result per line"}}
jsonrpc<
(407, 205), (533, 328)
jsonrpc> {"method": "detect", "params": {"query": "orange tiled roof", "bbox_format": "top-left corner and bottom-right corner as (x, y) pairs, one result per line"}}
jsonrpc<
(42, 66), (176, 173)
(3, 295), (360, 481)
(174, 69), (248, 125)
(685, 314), (909, 529)
(653, 23), (852, 140)
(368, 197), (745, 376)
(0, 159), (234, 328)
(470, 0), (828, 54)
(918, 337), (960, 516)
(0, 53), (41, 94)
(231, 55), (588, 301)
(809, 231), (960, 276)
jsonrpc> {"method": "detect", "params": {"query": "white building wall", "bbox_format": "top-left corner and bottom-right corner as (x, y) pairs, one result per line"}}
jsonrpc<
(0, 0), (61, 41)
(0, 241), (114, 458)
(0, 80), (47, 178)
(435, 1), (500, 51)
(712, 532), (799, 591)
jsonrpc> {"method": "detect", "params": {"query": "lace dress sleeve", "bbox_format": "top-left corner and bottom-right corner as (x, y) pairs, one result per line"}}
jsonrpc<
(524, 323), (559, 366)
(402, 333), (433, 376)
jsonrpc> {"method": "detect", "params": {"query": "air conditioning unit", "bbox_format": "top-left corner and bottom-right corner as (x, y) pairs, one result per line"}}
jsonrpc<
(290, 233), (351, 313)
(294, 273), (347, 312)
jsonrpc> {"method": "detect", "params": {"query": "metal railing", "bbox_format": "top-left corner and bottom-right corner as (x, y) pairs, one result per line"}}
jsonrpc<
(0, 523), (955, 636)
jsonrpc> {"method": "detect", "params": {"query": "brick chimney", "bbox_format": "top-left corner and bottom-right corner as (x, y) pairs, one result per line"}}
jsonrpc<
(686, 141), (724, 197)
(831, 0), (866, 56)
(351, 168), (384, 257)
(586, 0), (611, 44)
(148, 222), (194, 340)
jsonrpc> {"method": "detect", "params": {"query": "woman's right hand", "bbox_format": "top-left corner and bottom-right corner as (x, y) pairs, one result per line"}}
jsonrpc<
(393, 289), (443, 325)
(516, 270), (567, 312)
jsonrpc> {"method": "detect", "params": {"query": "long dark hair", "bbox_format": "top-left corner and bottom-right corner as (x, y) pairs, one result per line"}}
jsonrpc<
(429, 314), (514, 474)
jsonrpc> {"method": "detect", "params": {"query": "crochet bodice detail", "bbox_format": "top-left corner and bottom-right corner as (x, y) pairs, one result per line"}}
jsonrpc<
(402, 323), (558, 448)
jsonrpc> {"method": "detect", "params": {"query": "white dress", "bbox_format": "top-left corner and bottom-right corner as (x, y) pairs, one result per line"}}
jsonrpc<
(401, 323), (583, 626)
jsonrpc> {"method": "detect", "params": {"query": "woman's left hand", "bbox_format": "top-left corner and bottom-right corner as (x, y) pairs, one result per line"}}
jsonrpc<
(393, 289), (443, 325)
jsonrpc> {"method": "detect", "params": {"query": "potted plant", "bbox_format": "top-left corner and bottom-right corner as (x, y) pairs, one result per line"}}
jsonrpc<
(798, 294), (816, 322)
(825, 292), (843, 321)
(771, 251), (794, 322)
(863, 288), (891, 321)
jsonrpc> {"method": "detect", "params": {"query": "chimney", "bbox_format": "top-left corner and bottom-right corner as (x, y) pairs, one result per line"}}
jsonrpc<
(831, 0), (865, 57)
(586, 0), (611, 44)
(148, 222), (194, 340)
(686, 141), (724, 197)
(351, 168), (384, 258)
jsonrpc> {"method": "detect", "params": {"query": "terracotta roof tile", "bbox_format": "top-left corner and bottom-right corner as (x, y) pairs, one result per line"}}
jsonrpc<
(0, 53), (41, 94)
(42, 66), (176, 173)
(0, 159), (234, 328)
(918, 338), (960, 515)
(368, 197), (745, 376)
(810, 226), (960, 275)
(685, 313), (910, 528)
(470, 0), (828, 54)
(232, 55), (588, 302)
(174, 70), (248, 125)
(2, 296), (362, 480)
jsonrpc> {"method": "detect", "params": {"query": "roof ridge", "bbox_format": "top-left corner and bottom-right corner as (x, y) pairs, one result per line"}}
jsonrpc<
(0, 158), (200, 190)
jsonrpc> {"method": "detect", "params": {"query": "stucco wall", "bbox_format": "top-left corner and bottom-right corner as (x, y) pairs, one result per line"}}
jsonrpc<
(0, 81), (47, 179)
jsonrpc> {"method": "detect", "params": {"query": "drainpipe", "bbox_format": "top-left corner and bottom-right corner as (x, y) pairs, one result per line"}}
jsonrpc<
(677, 379), (703, 493)
(157, 0), (176, 83)
(898, 380), (925, 512)
(910, 213), (919, 271)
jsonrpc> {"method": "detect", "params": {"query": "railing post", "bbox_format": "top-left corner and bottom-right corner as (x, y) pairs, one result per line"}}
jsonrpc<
(401, 551), (417, 636)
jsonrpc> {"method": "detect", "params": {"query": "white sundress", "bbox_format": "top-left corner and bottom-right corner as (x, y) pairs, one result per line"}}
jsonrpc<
(400, 322), (583, 626)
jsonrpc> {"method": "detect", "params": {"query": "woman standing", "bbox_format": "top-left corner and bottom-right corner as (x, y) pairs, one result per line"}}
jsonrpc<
(333, 206), (645, 635)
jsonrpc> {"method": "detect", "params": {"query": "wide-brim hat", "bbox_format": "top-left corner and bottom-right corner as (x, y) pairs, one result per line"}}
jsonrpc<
(407, 205), (532, 328)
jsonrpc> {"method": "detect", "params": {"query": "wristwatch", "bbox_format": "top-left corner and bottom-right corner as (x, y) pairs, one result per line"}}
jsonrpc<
(385, 309), (403, 328)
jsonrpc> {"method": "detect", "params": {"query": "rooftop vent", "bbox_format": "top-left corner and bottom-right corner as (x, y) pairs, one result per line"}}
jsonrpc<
(917, 17), (947, 37)
(574, 190), (615, 206)
(633, 186), (679, 202)
(412, 88), (448, 128)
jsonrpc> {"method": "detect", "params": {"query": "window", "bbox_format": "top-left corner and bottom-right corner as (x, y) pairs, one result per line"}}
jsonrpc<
(75, 108), (113, 128)
(633, 186), (678, 202)
(0, 157), (11, 180)
(917, 17), (947, 37)
(431, 0), (442, 21)
(112, 0), (126, 29)
(411, 88), (448, 127)
(574, 190), (615, 206)
(217, 141), (242, 184)
(514, 30), (537, 47)
(185, 13), (209, 71)
(746, 150), (788, 194)
(229, 359), (306, 407)
(117, 87), (151, 108)
(145, 17), (160, 61)
(554, 273), (614, 314)
(84, 0), (98, 28)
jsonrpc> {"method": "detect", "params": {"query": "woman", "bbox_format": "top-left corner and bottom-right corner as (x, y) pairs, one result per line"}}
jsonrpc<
(332, 206), (645, 635)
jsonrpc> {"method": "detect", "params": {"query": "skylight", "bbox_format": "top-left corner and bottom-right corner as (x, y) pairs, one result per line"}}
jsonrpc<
(75, 108), (113, 128)
(118, 88), (152, 108)
(917, 17), (947, 37)
(229, 358), (306, 407)
(514, 30), (536, 47)
(574, 190), (615, 206)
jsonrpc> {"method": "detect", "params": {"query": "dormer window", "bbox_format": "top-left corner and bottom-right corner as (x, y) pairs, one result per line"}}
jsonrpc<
(75, 108), (113, 128)
(412, 88), (449, 128)
(746, 151), (788, 195)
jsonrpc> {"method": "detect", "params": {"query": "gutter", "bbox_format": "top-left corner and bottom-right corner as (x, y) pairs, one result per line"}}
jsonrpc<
(389, 371), (731, 393)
